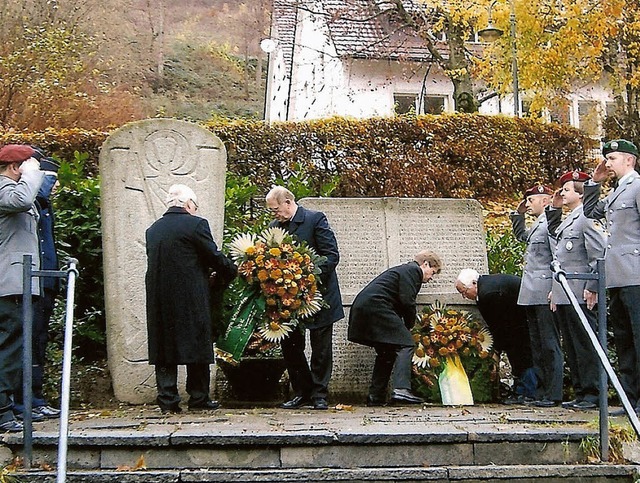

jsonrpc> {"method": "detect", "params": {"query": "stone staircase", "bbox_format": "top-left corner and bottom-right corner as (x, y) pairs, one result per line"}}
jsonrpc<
(1, 404), (638, 482)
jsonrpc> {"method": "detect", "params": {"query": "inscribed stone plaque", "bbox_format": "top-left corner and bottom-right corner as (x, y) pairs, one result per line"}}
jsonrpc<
(299, 197), (488, 400)
(100, 118), (226, 403)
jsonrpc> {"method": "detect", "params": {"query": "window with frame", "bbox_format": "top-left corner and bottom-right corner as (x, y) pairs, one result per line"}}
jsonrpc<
(394, 93), (447, 115)
(394, 94), (417, 115)
(422, 95), (446, 114)
(578, 101), (601, 137)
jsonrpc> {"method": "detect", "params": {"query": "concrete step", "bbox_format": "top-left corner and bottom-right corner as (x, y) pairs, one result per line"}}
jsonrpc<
(1, 405), (637, 480)
(10, 465), (640, 482)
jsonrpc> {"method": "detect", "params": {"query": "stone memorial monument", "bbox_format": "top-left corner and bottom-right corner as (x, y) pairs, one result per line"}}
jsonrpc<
(299, 197), (488, 401)
(100, 118), (227, 404)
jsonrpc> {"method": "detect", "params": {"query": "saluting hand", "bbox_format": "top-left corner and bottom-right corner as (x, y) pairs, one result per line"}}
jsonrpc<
(19, 158), (40, 174)
(552, 189), (563, 209)
(591, 160), (610, 183)
(516, 200), (527, 215)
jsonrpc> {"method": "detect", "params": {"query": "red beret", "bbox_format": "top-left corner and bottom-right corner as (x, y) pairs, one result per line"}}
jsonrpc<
(524, 185), (553, 199)
(558, 170), (590, 186)
(0, 144), (35, 164)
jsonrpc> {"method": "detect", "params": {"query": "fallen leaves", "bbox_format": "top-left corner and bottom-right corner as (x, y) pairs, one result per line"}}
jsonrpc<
(115, 454), (146, 472)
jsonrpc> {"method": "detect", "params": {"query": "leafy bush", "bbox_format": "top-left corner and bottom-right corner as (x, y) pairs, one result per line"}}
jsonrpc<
(53, 151), (105, 359)
(486, 229), (526, 275)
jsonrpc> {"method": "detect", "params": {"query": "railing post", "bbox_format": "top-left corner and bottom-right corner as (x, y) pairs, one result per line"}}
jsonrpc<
(596, 258), (608, 462)
(22, 254), (34, 469)
(551, 261), (640, 448)
(57, 258), (79, 483)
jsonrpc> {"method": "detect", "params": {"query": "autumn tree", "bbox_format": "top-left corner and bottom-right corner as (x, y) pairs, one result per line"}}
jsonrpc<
(0, 0), (145, 129)
(602, 0), (640, 144)
(474, 0), (625, 119)
(389, 0), (490, 113)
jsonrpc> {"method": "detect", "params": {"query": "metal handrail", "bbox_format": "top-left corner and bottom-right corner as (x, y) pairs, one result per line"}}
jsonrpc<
(22, 255), (79, 482)
(551, 259), (640, 462)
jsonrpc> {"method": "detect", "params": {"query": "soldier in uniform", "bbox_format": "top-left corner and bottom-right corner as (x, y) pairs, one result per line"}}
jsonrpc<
(510, 185), (563, 406)
(0, 145), (44, 432)
(547, 171), (606, 410)
(583, 139), (640, 414)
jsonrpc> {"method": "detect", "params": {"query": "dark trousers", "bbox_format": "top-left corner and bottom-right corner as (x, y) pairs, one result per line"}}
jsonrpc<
(154, 363), (210, 410)
(15, 289), (56, 409)
(391, 346), (413, 391)
(369, 343), (410, 399)
(0, 297), (23, 423)
(281, 324), (333, 400)
(556, 304), (600, 403)
(526, 305), (563, 401)
(609, 286), (640, 408)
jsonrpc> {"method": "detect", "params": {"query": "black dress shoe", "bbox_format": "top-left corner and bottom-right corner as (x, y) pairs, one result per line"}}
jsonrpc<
(313, 398), (329, 410)
(561, 399), (580, 409)
(280, 396), (311, 409)
(389, 389), (424, 405)
(33, 405), (61, 419)
(15, 411), (45, 422)
(189, 400), (220, 411)
(367, 395), (386, 407)
(0, 419), (23, 432)
(533, 398), (560, 408)
(570, 400), (597, 410)
(159, 405), (182, 414)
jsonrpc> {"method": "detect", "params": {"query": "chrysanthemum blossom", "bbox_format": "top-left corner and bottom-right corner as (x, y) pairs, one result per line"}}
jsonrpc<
(229, 233), (256, 260)
(259, 226), (288, 245)
(259, 321), (293, 342)
(412, 344), (429, 368)
(298, 291), (323, 318)
(478, 327), (494, 352)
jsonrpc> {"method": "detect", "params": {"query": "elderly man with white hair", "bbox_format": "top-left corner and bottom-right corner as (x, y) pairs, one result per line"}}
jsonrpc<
(455, 269), (538, 404)
(145, 184), (236, 413)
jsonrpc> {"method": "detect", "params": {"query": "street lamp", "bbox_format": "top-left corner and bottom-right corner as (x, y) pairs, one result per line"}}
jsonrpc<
(260, 38), (278, 121)
(478, 0), (520, 117)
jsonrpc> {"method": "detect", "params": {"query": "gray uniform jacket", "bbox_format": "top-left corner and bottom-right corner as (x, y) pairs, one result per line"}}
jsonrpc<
(0, 170), (45, 297)
(511, 210), (560, 305)
(547, 206), (606, 305)
(583, 172), (640, 288)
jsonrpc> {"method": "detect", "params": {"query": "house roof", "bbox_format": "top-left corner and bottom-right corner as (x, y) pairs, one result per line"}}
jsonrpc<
(322, 0), (448, 61)
(271, 0), (449, 64)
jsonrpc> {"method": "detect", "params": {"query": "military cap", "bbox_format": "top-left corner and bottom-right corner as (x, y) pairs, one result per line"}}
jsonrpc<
(558, 170), (590, 186)
(40, 157), (60, 173)
(602, 139), (639, 157)
(524, 185), (553, 199)
(0, 144), (36, 163)
(30, 146), (46, 161)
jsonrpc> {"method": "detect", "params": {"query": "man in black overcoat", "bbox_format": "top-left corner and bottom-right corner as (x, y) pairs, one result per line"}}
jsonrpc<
(455, 269), (538, 403)
(146, 184), (236, 413)
(348, 251), (442, 406)
(266, 186), (344, 410)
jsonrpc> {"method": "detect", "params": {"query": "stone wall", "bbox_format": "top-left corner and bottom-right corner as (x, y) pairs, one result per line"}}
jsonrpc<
(298, 197), (488, 401)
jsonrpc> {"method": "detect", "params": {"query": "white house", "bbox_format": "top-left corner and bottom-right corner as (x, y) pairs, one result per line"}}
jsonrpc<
(264, 0), (614, 137)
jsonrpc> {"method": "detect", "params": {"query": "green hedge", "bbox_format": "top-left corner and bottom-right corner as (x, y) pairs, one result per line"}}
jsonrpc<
(209, 115), (597, 199)
(2, 114), (596, 199)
